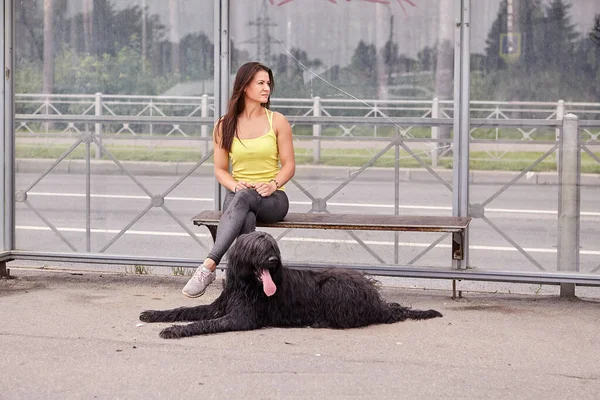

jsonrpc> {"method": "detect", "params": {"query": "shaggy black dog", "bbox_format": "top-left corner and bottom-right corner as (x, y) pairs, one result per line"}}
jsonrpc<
(140, 231), (442, 339)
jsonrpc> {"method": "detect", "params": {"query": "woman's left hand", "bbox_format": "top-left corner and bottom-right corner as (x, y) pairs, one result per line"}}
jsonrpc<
(255, 181), (277, 197)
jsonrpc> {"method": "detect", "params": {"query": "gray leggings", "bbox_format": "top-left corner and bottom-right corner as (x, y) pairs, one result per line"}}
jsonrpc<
(207, 188), (289, 264)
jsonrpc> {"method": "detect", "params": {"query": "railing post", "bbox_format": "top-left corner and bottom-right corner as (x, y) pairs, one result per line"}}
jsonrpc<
(95, 92), (103, 159)
(431, 97), (439, 168)
(44, 96), (50, 137)
(201, 94), (209, 156)
(557, 113), (580, 298)
(373, 102), (378, 137)
(312, 96), (321, 164)
(149, 98), (154, 136)
(555, 99), (565, 171)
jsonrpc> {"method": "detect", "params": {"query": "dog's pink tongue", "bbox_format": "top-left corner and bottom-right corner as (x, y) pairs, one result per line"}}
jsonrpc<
(261, 269), (277, 296)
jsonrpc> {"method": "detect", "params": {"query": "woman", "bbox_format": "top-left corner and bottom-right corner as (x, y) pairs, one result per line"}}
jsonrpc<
(182, 62), (296, 298)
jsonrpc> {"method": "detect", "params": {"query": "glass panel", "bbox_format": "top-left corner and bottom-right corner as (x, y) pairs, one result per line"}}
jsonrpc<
(14, 1), (216, 260)
(471, 0), (600, 104)
(580, 129), (600, 275)
(469, 0), (600, 274)
(231, 0), (456, 267)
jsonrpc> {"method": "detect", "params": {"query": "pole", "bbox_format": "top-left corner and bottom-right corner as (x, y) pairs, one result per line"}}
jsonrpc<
(201, 94), (209, 157)
(431, 97), (439, 168)
(557, 113), (580, 298)
(312, 96), (321, 164)
(452, 0), (470, 269)
(95, 92), (102, 159)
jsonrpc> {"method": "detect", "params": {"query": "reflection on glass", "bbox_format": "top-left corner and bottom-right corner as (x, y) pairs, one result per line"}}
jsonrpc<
(14, 0), (216, 258)
(231, 0), (455, 101)
(471, 0), (600, 102)
(16, 0), (214, 96)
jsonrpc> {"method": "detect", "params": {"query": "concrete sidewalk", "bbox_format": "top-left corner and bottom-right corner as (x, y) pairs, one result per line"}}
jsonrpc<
(1, 269), (600, 399)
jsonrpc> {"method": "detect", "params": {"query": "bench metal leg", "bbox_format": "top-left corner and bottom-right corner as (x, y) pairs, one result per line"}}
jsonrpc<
(560, 283), (576, 298)
(451, 279), (463, 300)
(452, 230), (465, 261)
(206, 225), (218, 243)
(0, 262), (12, 280)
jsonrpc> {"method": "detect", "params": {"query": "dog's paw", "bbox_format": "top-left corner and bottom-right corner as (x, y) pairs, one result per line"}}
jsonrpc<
(139, 310), (160, 323)
(417, 309), (443, 319)
(159, 326), (183, 339)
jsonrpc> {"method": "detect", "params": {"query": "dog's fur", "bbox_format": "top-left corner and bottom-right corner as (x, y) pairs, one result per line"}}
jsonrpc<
(140, 231), (442, 339)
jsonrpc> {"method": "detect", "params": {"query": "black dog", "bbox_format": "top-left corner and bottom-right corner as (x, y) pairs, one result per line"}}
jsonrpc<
(140, 231), (442, 339)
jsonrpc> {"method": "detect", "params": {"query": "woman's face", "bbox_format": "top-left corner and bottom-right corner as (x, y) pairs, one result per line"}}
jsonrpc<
(244, 70), (271, 104)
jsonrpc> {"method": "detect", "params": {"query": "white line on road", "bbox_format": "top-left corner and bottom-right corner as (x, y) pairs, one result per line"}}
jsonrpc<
(16, 225), (600, 256)
(17, 225), (193, 237)
(26, 192), (213, 202)
(25, 192), (600, 217)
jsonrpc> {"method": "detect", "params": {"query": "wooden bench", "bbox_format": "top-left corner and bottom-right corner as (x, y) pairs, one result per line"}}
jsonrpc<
(192, 211), (472, 261)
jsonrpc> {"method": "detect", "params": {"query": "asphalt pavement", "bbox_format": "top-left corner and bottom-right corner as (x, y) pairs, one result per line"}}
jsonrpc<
(2, 268), (600, 399)
(13, 158), (600, 186)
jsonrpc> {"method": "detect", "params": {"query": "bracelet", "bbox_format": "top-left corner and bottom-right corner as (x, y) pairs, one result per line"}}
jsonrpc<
(269, 179), (280, 189)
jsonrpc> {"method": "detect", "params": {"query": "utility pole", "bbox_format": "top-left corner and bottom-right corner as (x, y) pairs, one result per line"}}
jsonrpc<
(388, 14), (394, 84)
(244, 0), (278, 63)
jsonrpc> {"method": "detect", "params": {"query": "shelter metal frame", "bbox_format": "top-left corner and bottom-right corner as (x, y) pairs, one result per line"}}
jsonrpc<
(2, 0), (599, 294)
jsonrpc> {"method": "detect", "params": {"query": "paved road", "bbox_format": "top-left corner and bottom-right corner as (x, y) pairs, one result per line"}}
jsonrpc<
(12, 171), (600, 274)
(1, 270), (600, 399)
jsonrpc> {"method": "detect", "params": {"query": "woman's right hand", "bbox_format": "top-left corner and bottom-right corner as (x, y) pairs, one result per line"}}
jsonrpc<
(234, 181), (254, 193)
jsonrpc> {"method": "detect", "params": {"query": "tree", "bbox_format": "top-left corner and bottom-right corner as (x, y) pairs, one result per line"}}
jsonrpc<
(484, 0), (508, 72)
(573, 15), (600, 100)
(434, 0), (454, 103)
(16, 0), (184, 95)
(180, 32), (214, 81)
(382, 39), (399, 84)
(272, 48), (322, 97)
(349, 41), (377, 84)
(417, 45), (436, 72)
(542, 0), (579, 71)
(42, 0), (55, 94)
(483, 0), (546, 72)
(480, 0), (590, 101)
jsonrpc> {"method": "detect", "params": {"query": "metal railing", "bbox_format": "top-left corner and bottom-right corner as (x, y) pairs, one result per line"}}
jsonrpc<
(16, 93), (600, 137)
(16, 93), (600, 164)
(9, 94), (600, 290)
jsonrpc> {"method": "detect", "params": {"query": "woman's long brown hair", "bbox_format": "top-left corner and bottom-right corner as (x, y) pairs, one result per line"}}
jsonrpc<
(216, 62), (275, 152)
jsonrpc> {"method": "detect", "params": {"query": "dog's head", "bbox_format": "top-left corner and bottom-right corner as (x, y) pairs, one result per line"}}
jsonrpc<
(227, 231), (282, 297)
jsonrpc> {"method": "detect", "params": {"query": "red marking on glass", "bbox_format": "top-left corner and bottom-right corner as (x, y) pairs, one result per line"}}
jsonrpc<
(270, 0), (417, 18)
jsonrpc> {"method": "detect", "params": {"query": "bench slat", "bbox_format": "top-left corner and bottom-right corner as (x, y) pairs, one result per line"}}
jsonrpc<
(191, 211), (471, 233)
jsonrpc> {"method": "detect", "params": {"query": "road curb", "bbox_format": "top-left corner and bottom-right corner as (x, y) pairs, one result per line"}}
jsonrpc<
(14, 158), (600, 186)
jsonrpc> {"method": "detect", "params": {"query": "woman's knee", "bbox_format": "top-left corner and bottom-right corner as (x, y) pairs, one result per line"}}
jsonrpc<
(257, 192), (289, 223)
(234, 188), (258, 202)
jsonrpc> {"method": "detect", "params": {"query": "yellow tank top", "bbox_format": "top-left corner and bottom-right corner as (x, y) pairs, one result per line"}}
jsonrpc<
(230, 108), (284, 190)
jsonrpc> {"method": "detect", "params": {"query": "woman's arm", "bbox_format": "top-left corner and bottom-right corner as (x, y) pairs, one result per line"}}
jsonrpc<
(212, 119), (251, 193)
(255, 111), (296, 197)
(272, 111), (296, 188)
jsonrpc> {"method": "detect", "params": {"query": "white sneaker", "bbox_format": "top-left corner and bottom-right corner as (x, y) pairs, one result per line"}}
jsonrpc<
(182, 266), (216, 298)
